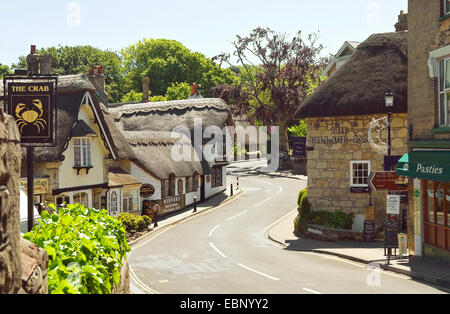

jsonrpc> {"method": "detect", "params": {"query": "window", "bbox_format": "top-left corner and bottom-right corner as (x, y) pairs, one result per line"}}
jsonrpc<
(211, 167), (223, 188)
(169, 175), (176, 196)
(161, 180), (169, 198)
(73, 192), (89, 207)
(444, 0), (450, 16)
(56, 195), (70, 208)
(193, 174), (199, 191)
(422, 180), (449, 251)
(123, 190), (138, 213)
(438, 58), (450, 126)
(186, 176), (193, 193)
(110, 191), (118, 214)
(74, 138), (92, 167)
(350, 161), (371, 187)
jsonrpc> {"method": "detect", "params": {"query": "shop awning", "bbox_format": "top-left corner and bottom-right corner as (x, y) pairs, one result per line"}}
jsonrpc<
(396, 151), (450, 182)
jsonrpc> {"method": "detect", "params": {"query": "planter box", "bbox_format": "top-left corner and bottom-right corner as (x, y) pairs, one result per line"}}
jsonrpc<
(305, 224), (362, 242)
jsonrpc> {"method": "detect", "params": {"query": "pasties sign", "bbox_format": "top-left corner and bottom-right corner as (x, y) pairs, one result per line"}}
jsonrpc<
(7, 82), (56, 146)
(416, 164), (444, 175)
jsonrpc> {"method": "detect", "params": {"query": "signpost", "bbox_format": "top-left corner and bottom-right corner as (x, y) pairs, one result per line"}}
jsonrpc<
(3, 74), (58, 231)
(368, 171), (409, 192)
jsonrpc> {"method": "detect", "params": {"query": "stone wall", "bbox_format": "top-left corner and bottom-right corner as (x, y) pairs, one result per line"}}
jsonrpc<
(306, 114), (408, 231)
(0, 112), (22, 294)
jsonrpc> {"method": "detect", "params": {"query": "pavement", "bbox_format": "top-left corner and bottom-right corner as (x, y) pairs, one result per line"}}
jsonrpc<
(268, 210), (450, 290)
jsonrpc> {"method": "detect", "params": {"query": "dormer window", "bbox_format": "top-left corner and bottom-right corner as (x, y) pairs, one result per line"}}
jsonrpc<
(74, 138), (93, 174)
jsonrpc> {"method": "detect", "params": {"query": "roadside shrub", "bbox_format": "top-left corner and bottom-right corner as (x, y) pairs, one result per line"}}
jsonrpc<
(310, 210), (354, 230)
(23, 204), (130, 294)
(294, 189), (312, 235)
(135, 216), (148, 232)
(142, 215), (152, 226)
(117, 213), (138, 233)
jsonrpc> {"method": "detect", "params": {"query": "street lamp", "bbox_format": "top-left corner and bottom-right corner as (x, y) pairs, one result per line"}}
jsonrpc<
(385, 90), (394, 170)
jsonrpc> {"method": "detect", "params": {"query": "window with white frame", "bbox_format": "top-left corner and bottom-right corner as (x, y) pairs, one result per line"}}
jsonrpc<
(350, 161), (371, 187)
(123, 190), (138, 213)
(74, 138), (92, 167)
(439, 58), (450, 126)
(110, 191), (118, 214)
(445, 0), (450, 16)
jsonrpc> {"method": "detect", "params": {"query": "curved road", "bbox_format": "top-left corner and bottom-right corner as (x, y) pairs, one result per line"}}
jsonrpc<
(129, 160), (446, 294)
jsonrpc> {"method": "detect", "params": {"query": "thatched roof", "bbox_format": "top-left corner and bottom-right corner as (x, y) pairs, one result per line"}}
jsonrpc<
(295, 31), (408, 119)
(0, 75), (133, 163)
(109, 98), (231, 134)
(123, 131), (207, 179)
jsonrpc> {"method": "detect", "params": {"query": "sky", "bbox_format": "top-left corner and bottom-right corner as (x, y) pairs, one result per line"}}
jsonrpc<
(0, 0), (407, 68)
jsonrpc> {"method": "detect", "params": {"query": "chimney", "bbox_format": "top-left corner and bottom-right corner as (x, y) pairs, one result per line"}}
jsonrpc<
(188, 83), (203, 99)
(88, 66), (105, 93)
(142, 77), (150, 102)
(395, 10), (408, 32)
(25, 45), (53, 75)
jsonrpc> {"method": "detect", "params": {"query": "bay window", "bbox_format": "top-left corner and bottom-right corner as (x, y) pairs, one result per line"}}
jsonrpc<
(439, 58), (450, 126)
(123, 190), (138, 213)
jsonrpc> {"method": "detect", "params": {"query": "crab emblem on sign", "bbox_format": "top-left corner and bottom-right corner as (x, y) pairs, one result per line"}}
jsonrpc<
(15, 99), (47, 133)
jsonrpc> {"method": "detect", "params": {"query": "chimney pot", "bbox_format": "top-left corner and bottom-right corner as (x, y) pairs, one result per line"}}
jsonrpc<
(97, 66), (103, 75)
(142, 77), (150, 102)
(30, 45), (36, 54)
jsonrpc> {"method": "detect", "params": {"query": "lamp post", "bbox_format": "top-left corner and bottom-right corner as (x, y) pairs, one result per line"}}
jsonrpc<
(385, 90), (394, 171)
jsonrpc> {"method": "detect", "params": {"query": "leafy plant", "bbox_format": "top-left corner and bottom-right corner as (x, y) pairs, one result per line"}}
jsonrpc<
(23, 204), (130, 294)
(310, 210), (354, 230)
(117, 213), (138, 233)
(294, 189), (312, 235)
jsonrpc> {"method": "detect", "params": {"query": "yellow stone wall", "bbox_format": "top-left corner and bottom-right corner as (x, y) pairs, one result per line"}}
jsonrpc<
(306, 113), (408, 230)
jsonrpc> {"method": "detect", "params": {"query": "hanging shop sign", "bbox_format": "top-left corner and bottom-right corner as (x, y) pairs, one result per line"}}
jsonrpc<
(386, 195), (401, 215)
(20, 177), (49, 195)
(140, 184), (155, 198)
(3, 77), (58, 147)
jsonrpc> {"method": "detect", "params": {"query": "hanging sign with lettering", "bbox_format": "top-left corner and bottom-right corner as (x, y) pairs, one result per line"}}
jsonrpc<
(4, 78), (57, 147)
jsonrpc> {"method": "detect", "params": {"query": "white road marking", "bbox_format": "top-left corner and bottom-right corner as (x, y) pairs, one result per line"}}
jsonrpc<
(238, 264), (280, 281)
(159, 280), (169, 283)
(129, 264), (160, 294)
(302, 288), (322, 295)
(253, 197), (271, 208)
(209, 242), (227, 258)
(226, 210), (248, 221)
(209, 224), (221, 238)
(256, 180), (275, 186)
(276, 187), (283, 195)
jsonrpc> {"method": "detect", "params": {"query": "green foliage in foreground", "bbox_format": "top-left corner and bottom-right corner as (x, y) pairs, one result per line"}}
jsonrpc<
(24, 204), (130, 294)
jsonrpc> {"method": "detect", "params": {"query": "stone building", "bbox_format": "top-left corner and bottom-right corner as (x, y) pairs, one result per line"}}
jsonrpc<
(395, 0), (450, 262)
(295, 30), (408, 232)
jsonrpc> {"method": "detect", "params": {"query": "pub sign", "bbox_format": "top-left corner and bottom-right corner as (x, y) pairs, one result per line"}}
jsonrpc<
(4, 79), (57, 147)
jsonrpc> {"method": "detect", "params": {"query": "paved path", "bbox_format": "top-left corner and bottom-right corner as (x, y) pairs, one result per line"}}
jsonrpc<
(129, 160), (448, 294)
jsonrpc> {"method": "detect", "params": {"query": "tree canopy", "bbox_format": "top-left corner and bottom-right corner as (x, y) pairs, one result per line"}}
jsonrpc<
(212, 27), (329, 151)
(121, 38), (237, 98)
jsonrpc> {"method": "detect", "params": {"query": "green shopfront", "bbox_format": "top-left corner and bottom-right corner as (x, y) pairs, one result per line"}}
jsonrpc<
(397, 151), (450, 261)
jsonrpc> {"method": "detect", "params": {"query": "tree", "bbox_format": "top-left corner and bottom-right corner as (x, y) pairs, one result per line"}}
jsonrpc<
(13, 46), (125, 103)
(121, 38), (237, 98)
(212, 27), (327, 152)
(0, 63), (10, 78)
(166, 82), (191, 101)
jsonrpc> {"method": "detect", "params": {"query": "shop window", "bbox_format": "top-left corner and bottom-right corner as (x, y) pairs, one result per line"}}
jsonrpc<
(350, 161), (370, 187)
(73, 192), (89, 207)
(423, 180), (449, 251)
(74, 138), (92, 167)
(438, 58), (450, 126)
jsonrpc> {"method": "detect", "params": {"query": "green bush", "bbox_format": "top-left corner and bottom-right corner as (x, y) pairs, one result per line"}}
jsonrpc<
(294, 189), (312, 235)
(310, 210), (354, 230)
(142, 215), (152, 226)
(117, 213), (138, 233)
(23, 204), (130, 294)
(135, 216), (148, 232)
